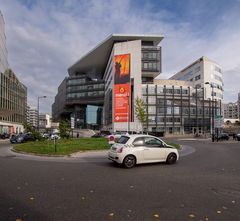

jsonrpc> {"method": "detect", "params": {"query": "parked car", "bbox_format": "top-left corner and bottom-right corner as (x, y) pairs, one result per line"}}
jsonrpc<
(42, 133), (50, 139)
(216, 133), (229, 141)
(108, 132), (128, 140)
(51, 133), (60, 140)
(0, 133), (10, 139)
(236, 134), (240, 141)
(91, 133), (104, 138)
(108, 134), (179, 168)
(16, 133), (36, 143)
(10, 134), (18, 144)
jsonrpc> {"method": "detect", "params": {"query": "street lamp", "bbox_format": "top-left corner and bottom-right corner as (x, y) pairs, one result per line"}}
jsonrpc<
(127, 93), (130, 134)
(37, 96), (47, 132)
(205, 82), (215, 142)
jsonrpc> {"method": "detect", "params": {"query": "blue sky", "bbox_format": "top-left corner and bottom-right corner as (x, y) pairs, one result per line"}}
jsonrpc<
(0, 0), (240, 113)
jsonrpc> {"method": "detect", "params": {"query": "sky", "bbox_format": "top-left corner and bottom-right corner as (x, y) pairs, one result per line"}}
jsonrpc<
(0, 0), (240, 114)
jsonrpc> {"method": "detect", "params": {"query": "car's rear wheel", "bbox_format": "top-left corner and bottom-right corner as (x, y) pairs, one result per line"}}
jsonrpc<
(123, 155), (136, 168)
(166, 153), (177, 164)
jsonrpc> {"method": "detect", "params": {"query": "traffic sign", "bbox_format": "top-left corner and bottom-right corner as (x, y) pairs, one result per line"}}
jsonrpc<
(71, 117), (75, 129)
(214, 115), (224, 128)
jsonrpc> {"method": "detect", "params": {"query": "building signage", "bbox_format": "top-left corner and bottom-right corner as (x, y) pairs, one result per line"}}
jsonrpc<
(114, 54), (130, 122)
(214, 115), (224, 128)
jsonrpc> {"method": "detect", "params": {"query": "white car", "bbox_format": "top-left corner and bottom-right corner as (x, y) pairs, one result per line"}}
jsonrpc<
(108, 135), (179, 168)
(51, 134), (60, 140)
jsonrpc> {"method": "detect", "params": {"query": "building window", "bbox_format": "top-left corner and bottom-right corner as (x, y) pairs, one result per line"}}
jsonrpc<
(195, 66), (200, 73)
(215, 66), (222, 73)
(195, 75), (201, 81)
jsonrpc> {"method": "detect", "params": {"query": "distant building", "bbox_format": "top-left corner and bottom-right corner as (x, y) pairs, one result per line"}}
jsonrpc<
(0, 10), (8, 73)
(27, 107), (38, 128)
(224, 92), (240, 121)
(170, 56), (223, 101)
(224, 102), (238, 119)
(39, 113), (51, 129)
(0, 69), (27, 134)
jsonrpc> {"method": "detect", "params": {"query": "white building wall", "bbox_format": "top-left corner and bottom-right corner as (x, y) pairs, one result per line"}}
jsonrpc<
(28, 107), (38, 127)
(39, 113), (52, 128)
(113, 40), (142, 132)
(170, 57), (223, 101)
(0, 11), (8, 73)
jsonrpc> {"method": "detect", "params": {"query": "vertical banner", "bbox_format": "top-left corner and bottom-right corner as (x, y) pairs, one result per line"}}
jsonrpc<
(114, 54), (130, 122)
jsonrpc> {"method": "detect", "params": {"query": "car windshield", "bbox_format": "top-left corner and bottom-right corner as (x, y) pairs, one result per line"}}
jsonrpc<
(117, 136), (129, 144)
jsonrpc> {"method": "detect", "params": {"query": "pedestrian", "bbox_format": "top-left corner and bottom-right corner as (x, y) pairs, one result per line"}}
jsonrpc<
(77, 132), (79, 138)
(233, 133), (236, 140)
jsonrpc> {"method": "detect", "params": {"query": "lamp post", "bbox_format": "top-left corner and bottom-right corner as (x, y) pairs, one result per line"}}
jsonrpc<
(205, 82), (215, 142)
(37, 96), (47, 132)
(127, 93), (130, 134)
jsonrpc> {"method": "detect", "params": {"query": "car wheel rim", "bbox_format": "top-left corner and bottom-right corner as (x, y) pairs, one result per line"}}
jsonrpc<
(125, 156), (135, 167)
(169, 154), (176, 163)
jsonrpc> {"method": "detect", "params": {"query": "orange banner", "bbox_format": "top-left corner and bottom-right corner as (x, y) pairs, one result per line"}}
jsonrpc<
(114, 54), (130, 122)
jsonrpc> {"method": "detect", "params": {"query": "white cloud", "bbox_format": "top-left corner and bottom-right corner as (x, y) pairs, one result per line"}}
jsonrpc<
(0, 0), (240, 114)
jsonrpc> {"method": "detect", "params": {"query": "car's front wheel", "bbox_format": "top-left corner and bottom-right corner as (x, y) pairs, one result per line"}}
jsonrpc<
(166, 153), (177, 164)
(123, 155), (136, 168)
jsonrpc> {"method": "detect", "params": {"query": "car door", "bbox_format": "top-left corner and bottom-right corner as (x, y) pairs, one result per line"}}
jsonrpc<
(143, 137), (166, 162)
(132, 137), (146, 163)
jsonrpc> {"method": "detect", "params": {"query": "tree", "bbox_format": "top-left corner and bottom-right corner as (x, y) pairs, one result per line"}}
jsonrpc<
(23, 122), (42, 140)
(135, 97), (147, 132)
(59, 120), (70, 139)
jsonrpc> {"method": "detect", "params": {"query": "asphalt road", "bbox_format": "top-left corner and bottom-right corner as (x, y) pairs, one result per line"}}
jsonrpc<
(0, 139), (239, 221)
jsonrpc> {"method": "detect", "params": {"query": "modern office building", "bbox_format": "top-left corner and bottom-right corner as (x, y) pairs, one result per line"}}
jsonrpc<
(170, 56), (223, 101)
(53, 34), (162, 131)
(143, 79), (221, 135)
(0, 11), (27, 135)
(0, 69), (27, 134)
(53, 34), (222, 135)
(0, 10), (8, 74)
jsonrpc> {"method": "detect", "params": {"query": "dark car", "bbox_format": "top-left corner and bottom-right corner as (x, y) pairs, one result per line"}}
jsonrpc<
(17, 133), (36, 143)
(0, 133), (10, 139)
(236, 134), (240, 141)
(10, 134), (18, 144)
(91, 133), (104, 138)
(216, 133), (229, 141)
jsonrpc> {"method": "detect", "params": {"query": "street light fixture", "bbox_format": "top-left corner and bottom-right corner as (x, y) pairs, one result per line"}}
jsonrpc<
(37, 96), (47, 132)
(205, 82), (215, 142)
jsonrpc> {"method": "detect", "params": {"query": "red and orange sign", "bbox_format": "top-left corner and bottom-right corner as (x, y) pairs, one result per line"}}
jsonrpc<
(114, 54), (130, 122)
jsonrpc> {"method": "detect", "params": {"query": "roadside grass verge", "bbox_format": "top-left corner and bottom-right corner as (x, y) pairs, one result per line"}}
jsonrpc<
(13, 138), (111, 155)
(13, 138), (180, 156)
(167, 142), (180, 149)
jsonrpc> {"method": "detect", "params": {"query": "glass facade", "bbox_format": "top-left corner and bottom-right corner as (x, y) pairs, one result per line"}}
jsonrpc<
(142, 84), (221, 135)
(141, 47), (161, 73)
(0, 70), (27, 134)
(0, 71), (26, 123)
(52, 74), (104, 130)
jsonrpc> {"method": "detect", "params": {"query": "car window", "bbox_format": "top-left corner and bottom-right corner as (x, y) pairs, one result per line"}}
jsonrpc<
(133, 137), (145, 146)
(117, 136), (129, 144)
(144, 137), (163, 148)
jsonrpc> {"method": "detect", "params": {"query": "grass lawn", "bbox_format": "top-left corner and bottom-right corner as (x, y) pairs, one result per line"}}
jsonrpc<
(14, 138), (111, 155)
(13, 138), (180, 156)
(167, 142), (180, 149)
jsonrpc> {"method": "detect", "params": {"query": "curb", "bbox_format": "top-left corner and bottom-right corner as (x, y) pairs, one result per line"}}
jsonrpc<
(11, 147), (108, 158)
(11, 148), (69, 158)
